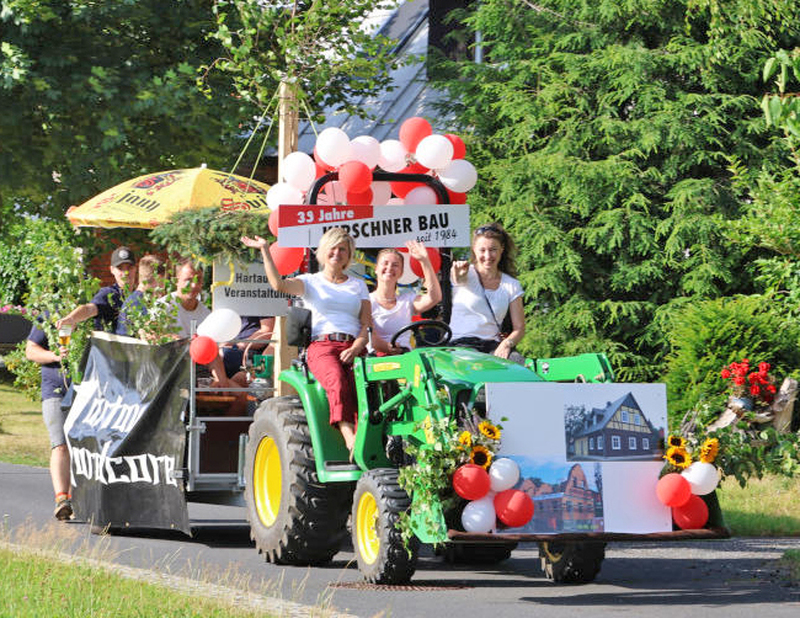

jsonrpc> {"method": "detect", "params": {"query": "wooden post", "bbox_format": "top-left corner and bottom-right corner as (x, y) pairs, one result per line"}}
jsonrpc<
(277, 79), (299, 180)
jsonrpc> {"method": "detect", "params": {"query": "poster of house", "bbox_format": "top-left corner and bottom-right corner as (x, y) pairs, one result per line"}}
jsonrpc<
(487, 383), (672, 535)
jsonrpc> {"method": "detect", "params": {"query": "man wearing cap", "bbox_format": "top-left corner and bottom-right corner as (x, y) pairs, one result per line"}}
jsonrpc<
(57, 246), (136, 333)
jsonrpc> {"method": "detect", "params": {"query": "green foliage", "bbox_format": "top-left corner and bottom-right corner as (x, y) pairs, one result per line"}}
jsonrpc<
(0, 0), (248, 219)
(2, 341), (40, 402)
(664, 295), (800, 422)
(150, 207), (271, 266)
(433, 0), (800, 382)
(709, 424), (800, 487)
(210, 0), (403, 116)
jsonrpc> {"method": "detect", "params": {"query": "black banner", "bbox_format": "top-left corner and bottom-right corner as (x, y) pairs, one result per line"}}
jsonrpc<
(65, 335), (191, 533)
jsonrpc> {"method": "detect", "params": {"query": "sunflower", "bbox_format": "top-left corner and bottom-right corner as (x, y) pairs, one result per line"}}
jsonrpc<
(470, 445), (493, 469)
(667, 435), (686, 448)
(699, 438), (720, 464)
(665, 446), (692, 469)
(478, 420), (501, 441)
(458, 431), (473, 449)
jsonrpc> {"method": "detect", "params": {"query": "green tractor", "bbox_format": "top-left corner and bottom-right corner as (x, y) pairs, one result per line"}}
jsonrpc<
(242, 318), (615, 584)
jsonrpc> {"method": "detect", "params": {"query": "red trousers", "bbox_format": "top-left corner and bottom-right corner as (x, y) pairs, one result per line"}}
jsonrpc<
(306, 340), (359, 425)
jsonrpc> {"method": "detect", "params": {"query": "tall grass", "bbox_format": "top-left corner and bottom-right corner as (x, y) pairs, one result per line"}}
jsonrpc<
(718, 474), (800, 536)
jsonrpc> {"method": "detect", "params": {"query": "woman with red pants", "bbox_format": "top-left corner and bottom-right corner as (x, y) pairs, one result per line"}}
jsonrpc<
(242, 228), (370, 455)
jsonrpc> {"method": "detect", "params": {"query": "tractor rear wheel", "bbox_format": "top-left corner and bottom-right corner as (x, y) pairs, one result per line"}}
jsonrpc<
(539, 541), (605, 584)
(352, 468), (418, 584)
(244, 396), (352, 565)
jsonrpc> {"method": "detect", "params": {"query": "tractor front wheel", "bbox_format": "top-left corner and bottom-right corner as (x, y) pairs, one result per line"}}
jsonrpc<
(352, 468), (418, 584)
(539, 541), (605, 584)
(244, 396), (352, 565)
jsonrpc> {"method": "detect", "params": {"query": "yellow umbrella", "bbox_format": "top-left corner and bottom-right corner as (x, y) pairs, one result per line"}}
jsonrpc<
(66, 166), (271, 229)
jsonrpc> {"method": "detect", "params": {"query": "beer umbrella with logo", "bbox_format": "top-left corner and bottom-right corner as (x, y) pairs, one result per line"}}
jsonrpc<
(66, 166), (270, 229)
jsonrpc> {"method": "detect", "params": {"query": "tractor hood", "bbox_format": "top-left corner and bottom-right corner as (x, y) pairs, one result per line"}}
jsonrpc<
(423, 347), (542, 384)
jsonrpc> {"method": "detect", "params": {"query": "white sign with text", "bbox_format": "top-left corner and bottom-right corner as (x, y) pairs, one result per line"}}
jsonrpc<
(276, 204), (470, 248)
(212, 260), (291, 315)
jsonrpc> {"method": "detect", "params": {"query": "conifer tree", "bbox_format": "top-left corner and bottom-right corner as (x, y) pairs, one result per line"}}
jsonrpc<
(436, 0), (800, 381)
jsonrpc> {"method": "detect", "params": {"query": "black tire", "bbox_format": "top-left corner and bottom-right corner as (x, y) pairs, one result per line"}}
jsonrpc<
(438, 541), (517, 564)
(539, 541), (605, 584)
(243, 396), (352, 565)
(351, 468), (418, 584)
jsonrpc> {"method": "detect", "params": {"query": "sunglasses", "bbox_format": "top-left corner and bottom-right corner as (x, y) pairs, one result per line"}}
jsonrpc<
(475, 225), (501, 236)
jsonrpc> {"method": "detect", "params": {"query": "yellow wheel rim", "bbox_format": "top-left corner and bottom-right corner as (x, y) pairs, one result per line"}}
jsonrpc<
(356, 492), (380, 565)
(253, 436), (281, 527)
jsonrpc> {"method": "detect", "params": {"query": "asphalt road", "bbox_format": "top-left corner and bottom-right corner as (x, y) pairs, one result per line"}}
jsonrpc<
(3, 461), (800, 617)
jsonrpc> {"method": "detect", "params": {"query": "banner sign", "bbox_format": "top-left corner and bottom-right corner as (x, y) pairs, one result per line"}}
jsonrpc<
(488, 383), (671, 535)
(277, 204), (470, 248)
(212, 259), (291, 316)
(65, 335), (191, 533)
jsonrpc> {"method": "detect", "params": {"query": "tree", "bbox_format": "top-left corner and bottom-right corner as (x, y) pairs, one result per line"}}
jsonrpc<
(0, 0), (250, 221)
(209, 0), (404, 160)
(434, 0), (800, 384)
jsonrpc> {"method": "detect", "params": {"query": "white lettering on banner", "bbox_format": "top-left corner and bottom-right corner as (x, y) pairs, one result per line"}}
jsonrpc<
(277, 204), (471, 248)
(82, 395), (147, 434)
(70, 445), (178, 487)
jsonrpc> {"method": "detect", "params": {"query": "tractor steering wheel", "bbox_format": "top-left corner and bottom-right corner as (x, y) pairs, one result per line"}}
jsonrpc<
(390, 319), (452, 349)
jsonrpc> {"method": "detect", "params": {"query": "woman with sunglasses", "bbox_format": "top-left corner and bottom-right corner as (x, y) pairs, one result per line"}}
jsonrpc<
(242, 228), (370, 456)
(450, 222), (525, 362)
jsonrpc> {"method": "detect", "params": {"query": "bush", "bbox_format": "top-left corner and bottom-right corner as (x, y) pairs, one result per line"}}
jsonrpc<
(664, 295), (800, 425)
(2, 341), (41, 402)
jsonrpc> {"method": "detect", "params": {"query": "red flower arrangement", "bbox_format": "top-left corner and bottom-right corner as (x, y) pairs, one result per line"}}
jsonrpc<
(720, 358), (777, 406)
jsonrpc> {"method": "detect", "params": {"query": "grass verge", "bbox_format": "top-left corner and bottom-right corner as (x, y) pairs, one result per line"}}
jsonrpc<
(0, 380), (48, 467)
(717, 474), (800, 536)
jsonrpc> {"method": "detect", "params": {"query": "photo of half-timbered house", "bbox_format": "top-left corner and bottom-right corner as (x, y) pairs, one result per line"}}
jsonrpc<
(566, 392), (662, 461)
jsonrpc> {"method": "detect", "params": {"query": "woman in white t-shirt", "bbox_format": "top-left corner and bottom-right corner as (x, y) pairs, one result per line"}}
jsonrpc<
(241, 228), (370, 454)
(370, 240), (442, 355)
(450, 222), (525, 361)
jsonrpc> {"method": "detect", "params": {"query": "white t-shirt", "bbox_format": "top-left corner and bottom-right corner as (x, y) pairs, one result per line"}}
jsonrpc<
(369, 289), (416, 351)
(161, 291), (211, 338)
(297, 272), (369, 338)
(449, 265), (523, 341)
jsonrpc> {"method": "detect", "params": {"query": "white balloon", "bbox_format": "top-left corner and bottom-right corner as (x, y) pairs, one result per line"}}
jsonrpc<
(197, 308), (242, 343)
(267, 182), (304, 210)
(489, 458), (520, 493)
(316, 127), (352, 168)
(378, 139), (408, 172)
(386, 197), (405, 205)
(415, 134), (454, 170)
(404, 186), (438, 206)
(281, 151), (316, 192)
(681, 462), (720, 495)
(371, 181), (392, 205)
(461, 496), (496, 533)
(397, 251), (418, 284)
(350, 135), (381, 170)
(437, 159), (478, 193)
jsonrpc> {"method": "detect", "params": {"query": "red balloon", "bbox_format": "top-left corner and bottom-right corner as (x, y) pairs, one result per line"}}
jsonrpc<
(446, 189), (467, 204)
(190, 335), (218, 365)
(494, 489), (534, 528)
(452, 464), (491, 501)
(656, 473), (692, 508)
(338, 160), (372, 194)
(445, 133), (466, 159)
(268, 207), (280, 237)
(313, 146), (335, 172)
(399, 116), (432, 152)
(269, 243), (305, 276)
(409, 247), (441, 277)
(390, 162), (428, 198)
(346, 188), (373, 205)
(672, 494), (709, 530)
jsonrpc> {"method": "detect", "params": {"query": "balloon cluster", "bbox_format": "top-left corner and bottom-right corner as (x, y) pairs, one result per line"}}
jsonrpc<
(267, 118), (475, 282)
(453, 458), (534, 533)
(656, 436), (721, 529)
(189, 309), (243, 365)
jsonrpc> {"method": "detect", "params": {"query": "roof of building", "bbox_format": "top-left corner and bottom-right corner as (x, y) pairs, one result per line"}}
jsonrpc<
(574, 392), (643, 438)
(295, 0), (450, 153)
